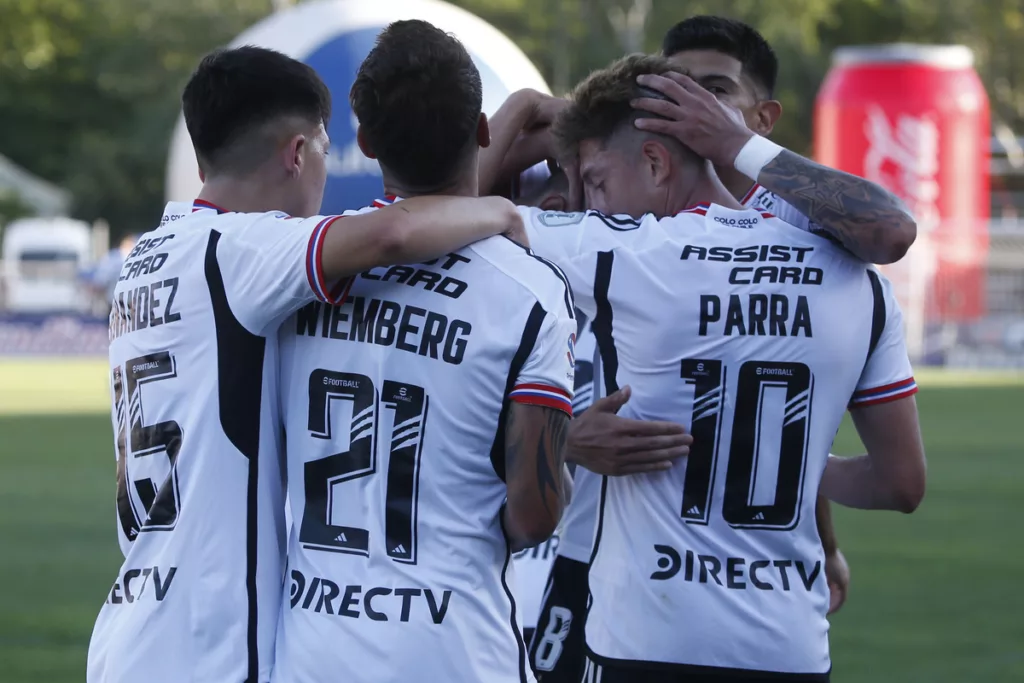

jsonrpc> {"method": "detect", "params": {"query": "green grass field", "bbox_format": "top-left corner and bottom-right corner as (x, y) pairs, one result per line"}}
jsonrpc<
(0, 359), (1022, 682)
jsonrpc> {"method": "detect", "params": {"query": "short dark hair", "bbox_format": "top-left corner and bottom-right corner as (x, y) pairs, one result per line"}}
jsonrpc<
(182, 46), (332, 174)
(552, 53), (684, 160)
(662, 16), (778, 98)
(350, 20), (482, 190)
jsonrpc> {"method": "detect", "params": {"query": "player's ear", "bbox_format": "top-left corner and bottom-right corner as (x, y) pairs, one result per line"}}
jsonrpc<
(539, 191), (568, 212)
(283, 133), (306, 178)
(641, 140), (673, 187)
(753, 99), (782, 136)
(477, 113), (491, 149)
(356, 125), (377, 160)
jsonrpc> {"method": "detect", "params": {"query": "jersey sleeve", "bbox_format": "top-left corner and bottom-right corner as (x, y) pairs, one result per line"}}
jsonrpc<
(849, 270), (918, 409)
(763, 195), (815, 233)
(216, 213), (352, 335)
(508, 301), (578, 417)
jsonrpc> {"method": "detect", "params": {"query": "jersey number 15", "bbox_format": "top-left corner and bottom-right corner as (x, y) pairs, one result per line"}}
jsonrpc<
(112, 351), (183, 540)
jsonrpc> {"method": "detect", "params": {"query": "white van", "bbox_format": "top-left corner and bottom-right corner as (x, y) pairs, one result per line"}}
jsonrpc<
(1, 217), (93, 312)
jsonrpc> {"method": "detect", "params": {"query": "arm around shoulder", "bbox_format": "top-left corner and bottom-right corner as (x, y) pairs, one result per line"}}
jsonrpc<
(319, 196), (525, 283)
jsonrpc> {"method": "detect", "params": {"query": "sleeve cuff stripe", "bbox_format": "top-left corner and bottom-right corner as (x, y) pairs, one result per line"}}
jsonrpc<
(849, 383), (918, 409)
(306, 217), (332, 302)
(306, 216), (343, 303)
(513, 383), (572, 399)
(325, 276), (353, 307)
(852, 377), (916, 399)
(510, 391), (574, 416)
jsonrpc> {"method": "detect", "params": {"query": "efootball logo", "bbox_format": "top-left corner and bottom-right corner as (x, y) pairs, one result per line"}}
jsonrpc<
(567, 332), (577, 366)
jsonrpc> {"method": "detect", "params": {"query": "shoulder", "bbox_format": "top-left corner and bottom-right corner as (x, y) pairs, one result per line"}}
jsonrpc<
(762, 214), (850, 252)
(518, 205), (666, 234)
(468, 236), (576, 318)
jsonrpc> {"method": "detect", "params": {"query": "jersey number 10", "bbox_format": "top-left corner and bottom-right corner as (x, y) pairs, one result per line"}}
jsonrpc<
(679, 359), (813, 531)
(299, 370), (428, 564)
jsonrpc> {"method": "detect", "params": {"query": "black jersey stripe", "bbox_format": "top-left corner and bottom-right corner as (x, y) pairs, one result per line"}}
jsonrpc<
(592, 210), (642, 231)
(528, 248), (576, 317)
(591, 251), (619, 395)
(489, 301), (546, 482)
(499, 510), (530, 683)
(866, 269), (886, 361)
(204, 230), (268, 683)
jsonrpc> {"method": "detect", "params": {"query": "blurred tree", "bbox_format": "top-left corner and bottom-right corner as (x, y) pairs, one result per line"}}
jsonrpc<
(2, 0), (1022, 236)
(0, 191), (34, 226)
(0, 0), (274, 238)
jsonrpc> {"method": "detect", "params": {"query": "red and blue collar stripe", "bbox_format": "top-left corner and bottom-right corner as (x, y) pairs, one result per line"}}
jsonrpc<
(372, 194), (400, 208)
(677, 202), (710, 216)
(192, 199), (227, 214)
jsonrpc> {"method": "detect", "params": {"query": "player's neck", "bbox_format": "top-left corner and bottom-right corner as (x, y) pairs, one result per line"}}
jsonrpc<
(668, 161), (744, 214)
(382, 172), (478, 201)
(197, 176), (292, 215)
(714, 164), (759, 204)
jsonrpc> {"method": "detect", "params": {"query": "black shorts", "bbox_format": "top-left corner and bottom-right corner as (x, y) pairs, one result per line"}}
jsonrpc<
(527, 555), (590, 682)
(582, 656), (831, 683)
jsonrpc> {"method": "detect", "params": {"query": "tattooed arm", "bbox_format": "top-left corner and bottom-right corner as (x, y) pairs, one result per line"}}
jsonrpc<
(756, 150), (917, 265)
(503, 403), (571, 552)
(629, 72), (918, 265)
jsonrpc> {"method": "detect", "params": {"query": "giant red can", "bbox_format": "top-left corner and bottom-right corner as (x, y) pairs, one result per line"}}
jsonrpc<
(814, 44), (990, 328)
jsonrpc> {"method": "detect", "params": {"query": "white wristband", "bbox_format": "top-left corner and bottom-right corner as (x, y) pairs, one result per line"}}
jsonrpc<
(733, 135), (784, 180)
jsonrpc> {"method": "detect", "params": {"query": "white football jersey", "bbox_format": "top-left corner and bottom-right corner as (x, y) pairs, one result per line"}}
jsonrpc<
(273, 199), (577, 683)
(520, 203), (917, 675)
(552, 187), (830, 567)
(88, 201), (351, 683)
(513, 317), (597, 628)
(551, 321), (603, 565)
(742, 183), (828, 237)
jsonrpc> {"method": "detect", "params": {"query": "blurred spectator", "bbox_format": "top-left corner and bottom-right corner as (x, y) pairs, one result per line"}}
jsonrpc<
(81, 234), (138, 314)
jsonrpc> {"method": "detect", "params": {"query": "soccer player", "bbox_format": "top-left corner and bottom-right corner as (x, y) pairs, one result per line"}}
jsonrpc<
(509, 168), (594, 645)
(506, 150), (691, 653)
(655, 16), (917, 266)
(517, 52), (926, 683)
(88, 46), (529, 683)
(519, 17), (917, 677)
(271, 21), (575, 683)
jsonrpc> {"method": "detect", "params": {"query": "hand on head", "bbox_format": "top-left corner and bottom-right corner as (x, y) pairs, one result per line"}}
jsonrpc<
(631, 71), (754, 168)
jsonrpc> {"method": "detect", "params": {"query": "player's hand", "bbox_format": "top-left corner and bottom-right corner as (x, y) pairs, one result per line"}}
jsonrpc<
(630, 72), (754, 168)
(567, 386), (692, 476)
(496, 197), (529, 247)
(487, 90), (568, 186)
(502, 128), (558, 181)
(825, 549), (850, 615)
(520, 89), (570, 130)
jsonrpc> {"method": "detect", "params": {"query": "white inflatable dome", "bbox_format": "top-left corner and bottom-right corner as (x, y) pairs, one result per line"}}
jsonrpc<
(165, 0), (551, 213)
